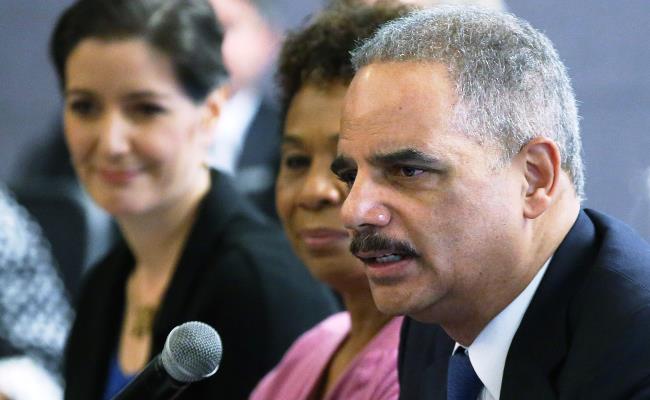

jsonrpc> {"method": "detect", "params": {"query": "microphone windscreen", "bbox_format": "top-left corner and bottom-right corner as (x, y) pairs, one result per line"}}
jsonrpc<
(160, 321), (222, 383)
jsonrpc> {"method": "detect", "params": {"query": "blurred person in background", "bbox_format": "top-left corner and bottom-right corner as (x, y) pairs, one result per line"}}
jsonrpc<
(17, 121), (117, 295)
(250, 3), (410, 399)
(49, 0), (338, 399)
(0, 184), (73, 400)
(208, 0), (325, 220)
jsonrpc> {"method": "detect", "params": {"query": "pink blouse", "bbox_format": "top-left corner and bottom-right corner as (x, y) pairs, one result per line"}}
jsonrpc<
(250, 312), (403, 400)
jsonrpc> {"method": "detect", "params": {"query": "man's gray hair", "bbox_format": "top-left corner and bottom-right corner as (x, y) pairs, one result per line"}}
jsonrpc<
(407, 0), (505, 11)
(352, 6), (584, 198)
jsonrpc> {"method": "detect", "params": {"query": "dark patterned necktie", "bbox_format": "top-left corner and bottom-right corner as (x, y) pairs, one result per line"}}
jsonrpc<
(447, 347), (484, 400)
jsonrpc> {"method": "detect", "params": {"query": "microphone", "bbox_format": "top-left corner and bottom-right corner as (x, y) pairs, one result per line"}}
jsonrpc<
(112, 321), (222, 400)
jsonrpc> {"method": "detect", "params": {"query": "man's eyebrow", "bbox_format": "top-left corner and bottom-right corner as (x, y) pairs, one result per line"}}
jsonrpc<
(370, 148), (445, 168)
(330, 155), (355, 175)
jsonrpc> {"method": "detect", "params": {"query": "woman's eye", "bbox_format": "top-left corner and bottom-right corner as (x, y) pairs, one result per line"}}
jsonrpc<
(284, 155), (310, 170)
(133, 103), (166, 117)
(68, 99), (98, 116)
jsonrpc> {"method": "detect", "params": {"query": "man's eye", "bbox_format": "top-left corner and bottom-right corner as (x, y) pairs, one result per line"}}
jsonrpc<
(284, 155), (310, 170)
(398, 166), (425, 177)
(337, 169), (357, 187)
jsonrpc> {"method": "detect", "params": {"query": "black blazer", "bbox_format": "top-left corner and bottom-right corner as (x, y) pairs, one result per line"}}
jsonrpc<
(64, 170), (339, 400)
(235, 98), (282, 222)
(398, 209), (650, 400)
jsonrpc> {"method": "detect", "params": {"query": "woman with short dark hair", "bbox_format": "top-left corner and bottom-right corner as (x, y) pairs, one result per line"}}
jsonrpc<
(50, 0), (338, 398)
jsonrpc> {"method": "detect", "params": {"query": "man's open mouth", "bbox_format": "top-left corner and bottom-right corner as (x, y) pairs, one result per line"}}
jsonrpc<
(355, 250), (413, 264)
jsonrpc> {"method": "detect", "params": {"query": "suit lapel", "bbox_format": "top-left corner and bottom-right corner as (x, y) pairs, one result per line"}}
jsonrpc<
(424, 327), (454, 399)
(236, 100), (281, 168)
(400, 318), (453, 400)
(501, 210), (597, 399)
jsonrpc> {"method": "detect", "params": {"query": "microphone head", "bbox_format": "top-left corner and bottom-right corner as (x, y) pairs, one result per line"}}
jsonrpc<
(161, 321), (223, 383)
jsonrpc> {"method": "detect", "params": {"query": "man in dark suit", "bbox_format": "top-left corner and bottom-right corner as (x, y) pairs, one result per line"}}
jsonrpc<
(207, 0), (283, 221)
(331, 6), (650, 400)
(208, 0), (323, 221)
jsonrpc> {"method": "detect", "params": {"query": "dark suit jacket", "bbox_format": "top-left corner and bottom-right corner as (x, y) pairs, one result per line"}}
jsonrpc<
(64, 170), (339, 400)
(398, 209), (650, 400)
(235, 98), (282, 222)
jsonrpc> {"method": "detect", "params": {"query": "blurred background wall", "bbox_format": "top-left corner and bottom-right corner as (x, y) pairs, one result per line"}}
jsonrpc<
(1, 0), (648, 241)
(0, 0), (73, 180)
(507, 0), (650, 239)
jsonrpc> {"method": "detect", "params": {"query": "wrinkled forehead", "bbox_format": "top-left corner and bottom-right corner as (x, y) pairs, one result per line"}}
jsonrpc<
(340, 62), (456, 149)
(336, 61), (505, 172)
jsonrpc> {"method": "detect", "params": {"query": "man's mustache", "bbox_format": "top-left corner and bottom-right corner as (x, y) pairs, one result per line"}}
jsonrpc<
(349, 231), (419, 258)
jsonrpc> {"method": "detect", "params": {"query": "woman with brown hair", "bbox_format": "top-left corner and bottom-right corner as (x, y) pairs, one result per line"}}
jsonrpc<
(49, 0), (338, 398)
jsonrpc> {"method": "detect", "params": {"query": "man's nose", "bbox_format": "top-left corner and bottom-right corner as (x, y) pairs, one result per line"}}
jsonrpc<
(340, 172), (391, 231)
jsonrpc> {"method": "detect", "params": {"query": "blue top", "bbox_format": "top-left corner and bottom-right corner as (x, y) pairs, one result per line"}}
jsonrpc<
(102, 355), (136, 400)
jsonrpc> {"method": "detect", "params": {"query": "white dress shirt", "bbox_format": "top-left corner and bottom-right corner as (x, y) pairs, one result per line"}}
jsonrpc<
(207, 88), (261, 175)
(453, 258), (552, 400)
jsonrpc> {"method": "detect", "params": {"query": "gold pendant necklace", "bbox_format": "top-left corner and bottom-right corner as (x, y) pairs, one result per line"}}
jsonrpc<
(130, 305), (158, 338)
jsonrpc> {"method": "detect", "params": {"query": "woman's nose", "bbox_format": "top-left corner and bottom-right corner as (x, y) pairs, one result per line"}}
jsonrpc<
(297, 161), (344, 210)
(96, 111), (131, 157)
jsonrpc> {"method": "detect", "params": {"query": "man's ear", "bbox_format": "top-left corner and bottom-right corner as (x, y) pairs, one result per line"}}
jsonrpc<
(197, 85), (229, 145)
(203, 85), (229, 128)
(521, 137), (562, 219)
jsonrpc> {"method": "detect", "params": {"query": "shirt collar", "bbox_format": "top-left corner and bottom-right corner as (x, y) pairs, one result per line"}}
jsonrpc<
(454, 257), (551, 399)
